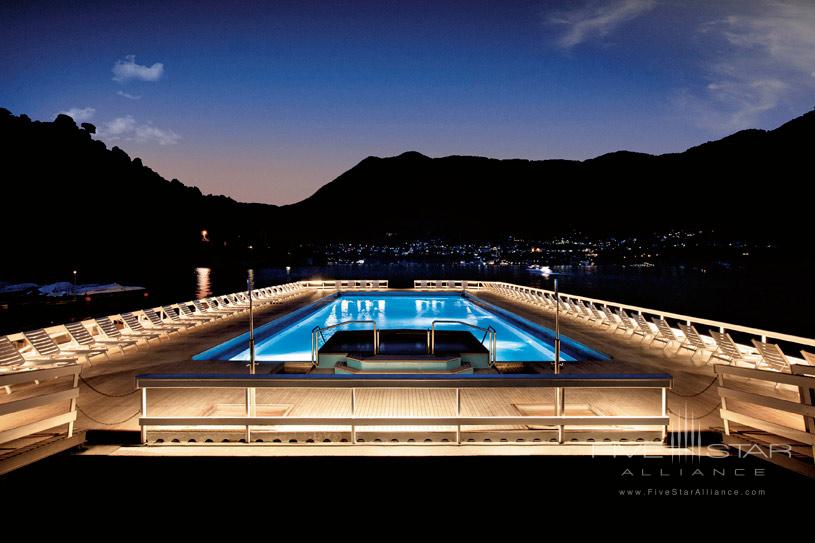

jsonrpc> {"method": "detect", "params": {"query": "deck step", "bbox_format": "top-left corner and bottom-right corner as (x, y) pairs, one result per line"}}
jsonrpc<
(335, 362), (473, 374)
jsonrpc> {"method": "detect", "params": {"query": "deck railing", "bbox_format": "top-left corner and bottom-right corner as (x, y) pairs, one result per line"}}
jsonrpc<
(414, 280), (484, 290)
(301, 279), (388, 290)
(716, 364), (815, 476)
(476, 280), (815, 354)
(0, 364), (81, 474)
(3, 280), (310, 369)
(135, 373), (671, 445)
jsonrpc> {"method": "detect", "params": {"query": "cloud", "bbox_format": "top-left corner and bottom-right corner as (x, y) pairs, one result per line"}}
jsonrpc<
(681, 1), (815, 131)
(58, 107), (95, 122)
(548, 0), (657, 48)
(116, 90), (142, 100)
(112, 55), (164, 83)
(96, 115), (181, 145)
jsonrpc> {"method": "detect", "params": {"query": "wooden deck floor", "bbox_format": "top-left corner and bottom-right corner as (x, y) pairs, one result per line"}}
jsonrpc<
(3, 288), (807, 454)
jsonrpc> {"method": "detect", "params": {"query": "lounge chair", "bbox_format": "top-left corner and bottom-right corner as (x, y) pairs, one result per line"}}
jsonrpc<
(95, 317), (150, 346)
(601, 306), (625, 332)
(23, 328), (106, 361)
(650, 317), (683, 351)
(142, 308), (191, 333)
(161, 305), (209, 327)
(801, 351), (815, 365)
(65, 321), (136, 354)
(633, 314), (667, 347)
(616, 309), (644, 338)
(121, 312), (168, 341)
(193, 299), (232, 318)
(585, 303), (607, 325)
(676, 324), (714, 360)
(207, 297), (240, 314)
(709, 330), (761, 367)
(176, 302), (216, 323)
(573, 300), (593, 320)
(1, 336), (72, 372)
(750, 340), (792, 373)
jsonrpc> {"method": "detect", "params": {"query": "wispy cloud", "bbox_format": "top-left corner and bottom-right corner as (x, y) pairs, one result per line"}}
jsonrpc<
(681, 1), (815, 131)
(548, 0), (657, 49)
(96, 115), (181, 145)
(116, 90), (142, 100)
(58, 106), (96, 122)
(112, 55), (164, 83)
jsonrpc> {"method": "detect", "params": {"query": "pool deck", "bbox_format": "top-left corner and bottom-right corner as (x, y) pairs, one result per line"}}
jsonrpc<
(3, 287), (807, 459)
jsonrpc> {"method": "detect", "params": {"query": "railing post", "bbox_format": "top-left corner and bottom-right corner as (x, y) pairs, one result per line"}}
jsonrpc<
(661, 387), (667, 442)
(68, 369), (79, 438)
(245, 386), (253, 443)
(141, 387), (147, 444)
(718, 372), (729, 435)
(456, 388), (461, 444)
(350, 388), (357, 444)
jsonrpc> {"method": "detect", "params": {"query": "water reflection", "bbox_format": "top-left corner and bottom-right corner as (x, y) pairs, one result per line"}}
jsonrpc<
(195, 267), (212, 299)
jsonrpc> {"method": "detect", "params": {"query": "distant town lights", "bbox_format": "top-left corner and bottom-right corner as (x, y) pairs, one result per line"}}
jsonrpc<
(201, 229), (209, 242)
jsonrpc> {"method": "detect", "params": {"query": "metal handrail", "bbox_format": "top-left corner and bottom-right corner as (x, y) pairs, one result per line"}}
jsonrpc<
(311, 320), (378, 365)
(430, 320), (497, 366)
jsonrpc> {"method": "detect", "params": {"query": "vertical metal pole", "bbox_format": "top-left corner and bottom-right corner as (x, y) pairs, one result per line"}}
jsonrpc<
(248, 275), (255, 375)
(554, 279), (564, 443)
(554, 279), (561, 374)
(247, 274), (256, 442)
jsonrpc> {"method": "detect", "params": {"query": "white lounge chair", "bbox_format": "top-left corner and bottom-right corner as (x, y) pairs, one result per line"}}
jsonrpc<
(142, 308), (191, 333)
(176, 302), (217, 323)
(95, 317), (149, 346)
(650, 317), (683, 351)
(709, 330), (761, 367)
(616, 309), (644, 339)
(121, 312), (172, 340)
(23, 328), (106, 361)
(676, 324), (715, 361)
(602, 306), (625, 332)
(1, 336), (73, 372)
(193, 299), (232, 318)
(65, 321), (136, 354)
(750, 340), (792, 373)
(161, 305), (206, 327)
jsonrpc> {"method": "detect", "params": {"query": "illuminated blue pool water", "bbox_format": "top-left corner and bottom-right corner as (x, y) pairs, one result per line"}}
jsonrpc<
(194, 292), (609, 363)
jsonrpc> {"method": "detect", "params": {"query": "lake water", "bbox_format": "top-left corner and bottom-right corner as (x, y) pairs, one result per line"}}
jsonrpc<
(1, 263), (812, 338)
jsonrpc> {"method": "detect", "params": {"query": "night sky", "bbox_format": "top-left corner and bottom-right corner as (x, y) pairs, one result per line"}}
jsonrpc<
(2, 0), (813, 204)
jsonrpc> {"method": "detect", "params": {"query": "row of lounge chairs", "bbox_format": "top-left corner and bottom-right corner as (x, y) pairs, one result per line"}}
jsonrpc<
(488, 284), (811, 374)
(1, 283), (307, 373)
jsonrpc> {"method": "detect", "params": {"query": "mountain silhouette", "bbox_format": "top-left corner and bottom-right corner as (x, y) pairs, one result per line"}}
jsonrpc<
(0, 106), (811, 276)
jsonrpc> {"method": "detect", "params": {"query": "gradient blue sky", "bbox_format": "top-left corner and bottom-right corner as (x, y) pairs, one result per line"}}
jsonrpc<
(2, 1), (814, 204)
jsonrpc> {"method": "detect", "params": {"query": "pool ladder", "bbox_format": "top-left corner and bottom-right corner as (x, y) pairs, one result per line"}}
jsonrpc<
(429, 320), (497, 367)
(311, 320), (378, 366)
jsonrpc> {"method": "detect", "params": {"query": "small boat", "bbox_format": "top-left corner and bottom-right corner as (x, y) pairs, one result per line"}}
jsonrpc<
(526, 264), (553, 275)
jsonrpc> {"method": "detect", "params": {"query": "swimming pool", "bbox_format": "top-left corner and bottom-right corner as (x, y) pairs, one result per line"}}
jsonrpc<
(195, 292), (609, 364)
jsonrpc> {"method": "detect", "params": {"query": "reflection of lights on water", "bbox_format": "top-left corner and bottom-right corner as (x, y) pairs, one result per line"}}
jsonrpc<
(195, 267), (212, 299)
